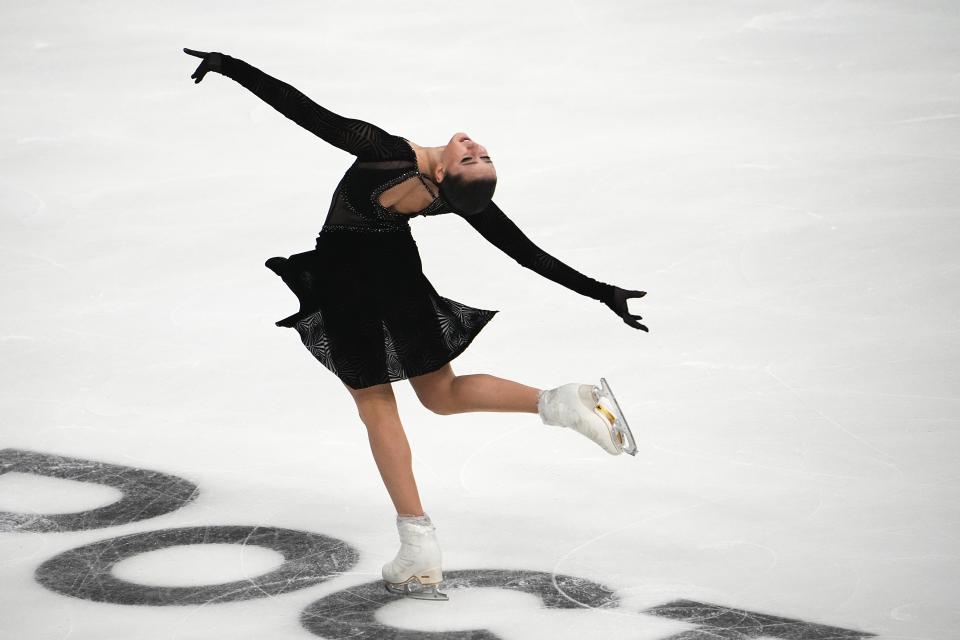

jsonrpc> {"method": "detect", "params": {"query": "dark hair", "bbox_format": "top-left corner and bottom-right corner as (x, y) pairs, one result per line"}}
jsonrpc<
(439, 172), (497, 216)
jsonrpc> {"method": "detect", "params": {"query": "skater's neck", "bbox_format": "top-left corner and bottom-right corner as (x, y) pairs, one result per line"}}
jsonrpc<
(410, 142), (445, 185)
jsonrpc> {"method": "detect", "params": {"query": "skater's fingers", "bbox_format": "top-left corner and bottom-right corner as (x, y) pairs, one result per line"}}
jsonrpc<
(183, 47), (209, 58)
(191, 61), (207, 82)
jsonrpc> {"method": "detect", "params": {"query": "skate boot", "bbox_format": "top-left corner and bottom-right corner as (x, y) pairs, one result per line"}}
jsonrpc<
(537, 377), (638, 456)
(381, 514), (448, 601)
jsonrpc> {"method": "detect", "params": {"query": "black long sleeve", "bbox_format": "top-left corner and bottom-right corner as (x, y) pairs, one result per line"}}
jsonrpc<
(457, 202), (616, 304)
(217, 54), (406, 160)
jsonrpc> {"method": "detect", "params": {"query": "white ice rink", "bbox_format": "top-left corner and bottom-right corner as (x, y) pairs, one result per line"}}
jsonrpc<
(1, 2), (958, 638)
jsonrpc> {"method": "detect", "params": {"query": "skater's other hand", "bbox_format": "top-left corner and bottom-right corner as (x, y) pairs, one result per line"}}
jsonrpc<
(605, 286), (648, 331)
(184, 48), (224, 83)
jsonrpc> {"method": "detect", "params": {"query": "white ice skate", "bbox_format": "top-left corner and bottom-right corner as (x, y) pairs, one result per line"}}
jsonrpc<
(382, 515), (448, 601)
(538, 377), (638, 456)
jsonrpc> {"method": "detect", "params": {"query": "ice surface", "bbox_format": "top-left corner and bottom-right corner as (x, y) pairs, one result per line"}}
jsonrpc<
(1, 1), (957, 638)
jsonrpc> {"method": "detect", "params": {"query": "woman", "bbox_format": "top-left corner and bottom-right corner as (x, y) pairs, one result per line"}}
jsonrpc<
(183, 48), (647, 601)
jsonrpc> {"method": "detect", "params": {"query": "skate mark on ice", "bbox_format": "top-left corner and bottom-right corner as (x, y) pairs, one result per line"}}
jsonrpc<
(550, 497), (734, 613)
(0, 448), (198, 533)
(763, 366), (905, 476)
(646, 440), (874, 482)
(300, 568), (619, 639)
(645, 599), (875, 639)
(35, 525), (358, 605)
(457, 424), (528, 494)
(885, 113), (960, 125)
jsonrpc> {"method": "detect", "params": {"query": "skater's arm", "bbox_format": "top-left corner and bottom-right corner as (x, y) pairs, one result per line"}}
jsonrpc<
(456, 202), (616, 304)
(217, 54), (404, 160)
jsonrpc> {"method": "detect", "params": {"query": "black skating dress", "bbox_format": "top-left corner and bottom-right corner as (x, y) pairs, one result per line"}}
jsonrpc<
(218, 55), (617, 390)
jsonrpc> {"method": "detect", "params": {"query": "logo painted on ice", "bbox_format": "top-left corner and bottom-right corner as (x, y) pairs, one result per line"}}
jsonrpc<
(0, 448), (874, 640)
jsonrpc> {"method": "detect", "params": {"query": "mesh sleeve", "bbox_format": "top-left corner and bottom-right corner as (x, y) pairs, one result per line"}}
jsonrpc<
(218, 54), (409, 160)
(457, 201), (616, 304)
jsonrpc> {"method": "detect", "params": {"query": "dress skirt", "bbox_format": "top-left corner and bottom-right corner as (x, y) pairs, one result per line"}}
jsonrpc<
(268, 227), (499, 390)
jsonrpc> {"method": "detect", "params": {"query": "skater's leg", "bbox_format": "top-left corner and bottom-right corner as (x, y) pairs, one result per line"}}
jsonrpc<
(345, 381), (425, 516)
(344, 381), (449, 599)
(409, 363), (541, 415)
(408, 366), (636, 456)
(450, 373), (541, 414)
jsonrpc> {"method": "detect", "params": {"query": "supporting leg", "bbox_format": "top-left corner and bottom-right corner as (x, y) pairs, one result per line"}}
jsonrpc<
(345, 381), (425, 516)
(342, 382), (450, 599)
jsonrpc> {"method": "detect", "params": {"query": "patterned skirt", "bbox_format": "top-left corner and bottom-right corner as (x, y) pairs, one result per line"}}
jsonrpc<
(266, 226), (499, 390)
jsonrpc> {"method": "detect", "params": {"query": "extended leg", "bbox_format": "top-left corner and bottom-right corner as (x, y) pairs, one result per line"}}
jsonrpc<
(407, 365), (636, 457)
(409, 363), (541, 415)
(451, 374), (542, 414)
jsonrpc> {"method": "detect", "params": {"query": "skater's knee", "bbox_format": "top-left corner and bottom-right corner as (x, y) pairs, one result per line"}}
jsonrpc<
(416, 384), (458, 415)
(357, 401), (398, 425)
(424, 398), (456, 416)
(358, 408), (405, 437)
(409, 365), (457, 415)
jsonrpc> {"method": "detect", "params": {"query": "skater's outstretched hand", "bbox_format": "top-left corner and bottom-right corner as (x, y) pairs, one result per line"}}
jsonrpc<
(183, 48), (224, 83)
(604, 286), (648, 331)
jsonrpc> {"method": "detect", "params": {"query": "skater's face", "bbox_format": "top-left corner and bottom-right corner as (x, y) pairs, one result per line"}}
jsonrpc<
(438, 132), (496, 183)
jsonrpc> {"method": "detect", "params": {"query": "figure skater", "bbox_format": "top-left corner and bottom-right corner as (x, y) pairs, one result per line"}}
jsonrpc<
(183, 48), (647, 601)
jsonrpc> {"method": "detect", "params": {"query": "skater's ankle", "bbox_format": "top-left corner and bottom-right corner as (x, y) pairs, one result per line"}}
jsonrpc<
(397, 512), (431, 525)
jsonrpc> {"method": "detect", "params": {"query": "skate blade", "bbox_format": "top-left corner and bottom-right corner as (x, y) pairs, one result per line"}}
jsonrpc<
(595, 378), (638, 456)
(384, 578), (449, 601)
